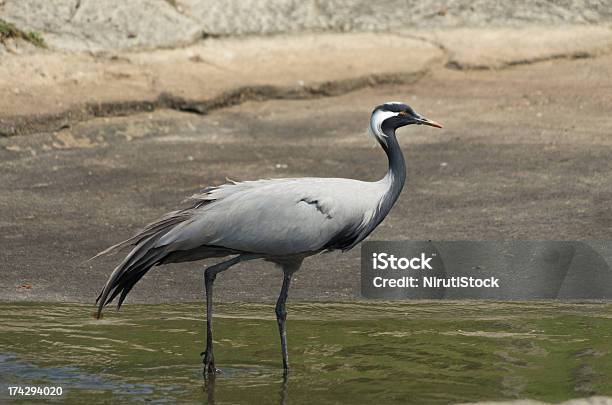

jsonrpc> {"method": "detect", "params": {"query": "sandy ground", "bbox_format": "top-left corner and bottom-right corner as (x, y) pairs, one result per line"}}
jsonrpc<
(1, 51), (611, 304)
(1, 26), (611, 136)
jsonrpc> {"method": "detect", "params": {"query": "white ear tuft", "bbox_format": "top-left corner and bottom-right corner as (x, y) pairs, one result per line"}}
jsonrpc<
(368, 109), (398, 142)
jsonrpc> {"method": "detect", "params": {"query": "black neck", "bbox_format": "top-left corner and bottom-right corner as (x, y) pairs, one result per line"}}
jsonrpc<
(375, 124), (407, 221)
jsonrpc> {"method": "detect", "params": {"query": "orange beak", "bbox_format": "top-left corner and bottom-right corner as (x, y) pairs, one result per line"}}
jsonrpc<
(417, 116), (443, 128)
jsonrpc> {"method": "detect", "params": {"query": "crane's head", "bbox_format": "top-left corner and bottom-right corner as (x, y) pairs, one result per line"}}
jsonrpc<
(369, 102), (442, 143)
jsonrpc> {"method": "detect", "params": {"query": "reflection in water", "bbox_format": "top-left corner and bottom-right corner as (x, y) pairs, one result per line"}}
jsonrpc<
(203, 372), (289, 405)
(279, 373), (288, 405)
(203, 374), (216, 405)
(1, 302), (612, 404)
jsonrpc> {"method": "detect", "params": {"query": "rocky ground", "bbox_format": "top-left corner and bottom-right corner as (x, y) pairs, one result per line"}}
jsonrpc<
(2, 0), (612, 51)
(0, 1), (611, 304)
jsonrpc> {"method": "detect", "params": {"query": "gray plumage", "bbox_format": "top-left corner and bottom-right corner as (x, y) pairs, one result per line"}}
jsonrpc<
(94, 101), (442, 375)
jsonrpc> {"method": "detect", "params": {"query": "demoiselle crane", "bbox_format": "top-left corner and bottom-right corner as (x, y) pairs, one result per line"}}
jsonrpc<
(94, 102), (442, 375)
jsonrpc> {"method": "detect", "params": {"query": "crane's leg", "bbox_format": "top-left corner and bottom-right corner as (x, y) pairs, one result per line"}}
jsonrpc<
(202, 255), (255, 377)
(276, 272), (292, 373)
(275, 260), (302, 374)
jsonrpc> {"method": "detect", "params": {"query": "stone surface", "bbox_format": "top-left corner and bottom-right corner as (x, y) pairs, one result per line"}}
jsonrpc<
(183, 0), (612, 36)
(3, 0), (612, 51)
(1, 0), (202, 52)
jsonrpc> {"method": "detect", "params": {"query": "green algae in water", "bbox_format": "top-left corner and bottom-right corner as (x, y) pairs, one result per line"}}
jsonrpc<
(0, 301), (612, 404)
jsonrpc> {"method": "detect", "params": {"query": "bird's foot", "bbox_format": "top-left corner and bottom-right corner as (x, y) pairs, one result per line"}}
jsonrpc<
(203, 363), (222, 377)
(201, 350), (222, 377)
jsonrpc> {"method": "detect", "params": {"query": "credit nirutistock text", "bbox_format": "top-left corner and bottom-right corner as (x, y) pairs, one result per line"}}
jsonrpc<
(370, 252), (500, 289)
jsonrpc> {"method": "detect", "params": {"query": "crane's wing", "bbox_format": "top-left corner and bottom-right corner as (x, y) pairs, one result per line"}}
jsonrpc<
(159, 177), (380, 255)
(95, 177), (381, 314)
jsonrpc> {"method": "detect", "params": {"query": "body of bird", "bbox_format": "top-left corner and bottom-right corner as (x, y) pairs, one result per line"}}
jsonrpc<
(95, 102), (442, 376)
(166, 177), (387, 255)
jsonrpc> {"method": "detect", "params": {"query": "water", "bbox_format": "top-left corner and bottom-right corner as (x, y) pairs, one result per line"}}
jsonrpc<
(1, 301), (611, 404)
